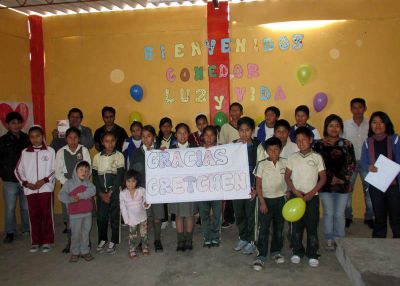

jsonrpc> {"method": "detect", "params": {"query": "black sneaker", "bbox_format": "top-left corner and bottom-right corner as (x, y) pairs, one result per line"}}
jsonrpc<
(364, 219), (374, 229)
(3, 233), (14, 244)
(211, 240), (220, 247)
(176, 241), (186, 252)
(203, 241), (211, 248)
(185, 240), (193, 251)
(345, 219), (352, 228)
(221, 221), (231, 228)
(154, 240), (163, 252)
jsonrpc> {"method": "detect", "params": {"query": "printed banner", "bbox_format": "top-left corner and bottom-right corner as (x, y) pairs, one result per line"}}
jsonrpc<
(145, 143), (251, 203)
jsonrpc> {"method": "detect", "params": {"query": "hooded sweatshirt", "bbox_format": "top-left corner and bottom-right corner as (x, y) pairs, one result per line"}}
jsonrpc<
(58, 162), (96, 219)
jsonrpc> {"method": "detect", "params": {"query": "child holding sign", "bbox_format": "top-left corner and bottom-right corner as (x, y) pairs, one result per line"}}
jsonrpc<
(232, 117), (259, 255)
(169, 123), (197, 251)
(129, 125), (165, 252)
(198, 125), (222, 247)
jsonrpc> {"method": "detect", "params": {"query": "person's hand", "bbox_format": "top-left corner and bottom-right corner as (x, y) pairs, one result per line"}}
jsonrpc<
(35, 179), (46, 190)
(260, 201), (268, 214)
(292, 189), (304, 199)
(144, 203), (150, 209)
(26, 183), (37, 190)
(285, 191), (291, 199)
(160, 146), (167, 151)
(331, 176), (345, 185)
(303, 192), (315, 202)
(73, 195), (80, 202)
(369, 165), (378, 172)
(52, 129), (58, 139)
(250, 187), (257, 200)
(100, 192), (110, 204)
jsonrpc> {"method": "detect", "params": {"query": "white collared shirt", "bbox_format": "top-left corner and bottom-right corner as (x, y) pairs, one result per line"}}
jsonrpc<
(343, 118), (369, 160)
(178, 142), (189, 149)
(256, 158), (287, 198)
(257, 140), (299, 162)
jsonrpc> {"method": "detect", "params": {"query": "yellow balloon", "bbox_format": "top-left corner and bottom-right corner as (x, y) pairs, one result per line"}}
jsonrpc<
(282, 198), (306, 222)
(129, 112), (142, 123)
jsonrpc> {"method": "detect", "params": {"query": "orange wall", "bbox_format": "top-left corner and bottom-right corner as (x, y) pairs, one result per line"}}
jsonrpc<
(0, 9), (31, 230)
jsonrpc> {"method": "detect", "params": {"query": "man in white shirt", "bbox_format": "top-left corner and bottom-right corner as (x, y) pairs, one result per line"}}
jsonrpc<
(342, 98), (374, 229)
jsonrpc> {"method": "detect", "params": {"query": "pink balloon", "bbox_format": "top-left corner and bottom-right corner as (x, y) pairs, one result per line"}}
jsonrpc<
(313, 92), (328, 112)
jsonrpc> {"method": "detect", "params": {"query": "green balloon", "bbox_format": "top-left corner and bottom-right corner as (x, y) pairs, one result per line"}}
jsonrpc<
(297, 64), (312, 85)
(282, 198), (306, 222)
(213, 112), (228, 127)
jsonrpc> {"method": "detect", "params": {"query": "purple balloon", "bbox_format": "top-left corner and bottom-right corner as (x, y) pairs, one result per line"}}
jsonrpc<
(313, 92), (328, 112)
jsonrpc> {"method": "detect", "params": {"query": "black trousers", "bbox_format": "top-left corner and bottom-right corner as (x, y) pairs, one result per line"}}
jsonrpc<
(369, 185), (400, 238)
(223, 200), (235, 224)
(162, 204), (175, 222)
(257, 196), (285, 258)
(291, 196), (319, 259)
(97, 193), (120, 244)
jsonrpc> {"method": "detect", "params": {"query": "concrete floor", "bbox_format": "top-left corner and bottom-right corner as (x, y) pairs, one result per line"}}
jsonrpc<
(0, 217), (372, 286)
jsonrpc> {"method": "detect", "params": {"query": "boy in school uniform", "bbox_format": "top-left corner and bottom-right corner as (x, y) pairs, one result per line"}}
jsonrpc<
(342, 98), (374, 229)
(257, 119), (299, 162)
(289, 105), (321, 143)
(255, 106), (280, 143)
(285, 127), (326, 267)
(232, 116), (259, 255)
(253, 137), (288, 271)
(94, 106), (128, 152)
(92, 131), (125, 254)
(219, 102), (243, 228)
(0, 112), (30, 243)
(122, 121), (143, 169)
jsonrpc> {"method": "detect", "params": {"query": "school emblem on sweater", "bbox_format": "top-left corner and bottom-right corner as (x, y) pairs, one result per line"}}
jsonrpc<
(41, 155), (49, 161)
(307, 160), (316, 167)
(77, 153), (83, 160)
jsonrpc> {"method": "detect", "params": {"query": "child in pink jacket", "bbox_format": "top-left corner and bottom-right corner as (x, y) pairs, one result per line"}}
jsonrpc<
(119, 170), (150, 259)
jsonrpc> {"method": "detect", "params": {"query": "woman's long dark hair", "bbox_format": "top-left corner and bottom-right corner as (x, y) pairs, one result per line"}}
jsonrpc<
(368, 111), (395, 137)
(156, 117), (173, 141)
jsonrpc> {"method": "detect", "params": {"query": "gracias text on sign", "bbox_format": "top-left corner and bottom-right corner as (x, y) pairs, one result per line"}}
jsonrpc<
(145, 143), (251, 204)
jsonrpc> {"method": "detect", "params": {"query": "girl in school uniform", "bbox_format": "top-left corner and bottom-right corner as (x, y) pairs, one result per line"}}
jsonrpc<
(360, 111), (400, 238)
(155, 117), (177, 229)
(129, 125), (165, 252)
(169, 123), (197, 251)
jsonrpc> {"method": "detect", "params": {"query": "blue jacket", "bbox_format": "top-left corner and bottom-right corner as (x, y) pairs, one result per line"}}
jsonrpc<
(360, 135), (400, 185)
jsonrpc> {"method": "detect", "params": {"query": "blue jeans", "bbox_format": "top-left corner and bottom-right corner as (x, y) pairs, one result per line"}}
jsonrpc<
(3, 181), (29, 234)
(320, 192), (349, 241)
(345, 161), (374, 220)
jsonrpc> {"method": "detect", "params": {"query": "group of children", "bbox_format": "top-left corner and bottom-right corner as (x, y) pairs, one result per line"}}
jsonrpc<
(2, 98), (400, 270)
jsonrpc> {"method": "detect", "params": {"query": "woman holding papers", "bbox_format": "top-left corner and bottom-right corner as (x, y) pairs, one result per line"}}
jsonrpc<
(361, 111), (400, 238)
(314, 114), (356, 250)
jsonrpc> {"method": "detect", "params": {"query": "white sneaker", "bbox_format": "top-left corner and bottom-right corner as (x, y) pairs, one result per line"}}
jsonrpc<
(273, 253), (285, 264)
(172, 221), (176, 229)
(308, 258), (319, 267)
(242, 243), (257, 255)
(106, 242), (116, 254)
(161, 221), (168, 230)
(326, 240), (335, 250)
(29, 245), (40, 253)
(96, 240), (107, 252)
(41, 244), (52, 253)
(234, 240), (248, 251)
(253, 259), (264, 271)
(290, 255), (301, 264)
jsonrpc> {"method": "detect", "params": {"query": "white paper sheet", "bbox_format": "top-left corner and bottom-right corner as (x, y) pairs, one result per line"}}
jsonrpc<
(365, 155), (400, 192)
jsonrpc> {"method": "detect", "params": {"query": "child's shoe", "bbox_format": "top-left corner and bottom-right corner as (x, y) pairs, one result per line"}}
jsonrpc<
(176, 240), (186, 252)
(96, 240), (107, 252)
(81, 253), (94, 262)
(234, 240), (248, 251)
(106, 242), (117, 254)
(253, 258), (264, 271)
(161, 221), (168, 230)
(129, 250), (138, 259)
(308, 258), (319, 267)
(211, 240), (220, 247)
(185, 239), (193, 251)
(325, 240), (335, 251)
(203, 241), (211, 248)
(242, 243), (256, 255)
(41, 244), (52, 253)
(290, 255), (301, 264)
(172, 221), (176, 229)
(142, 248), (150, 256)
(69, 255), (79, 263)
(29, 245), (40, 253)
(154, 240), (163, 252)
(273, 253), (285, 264)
